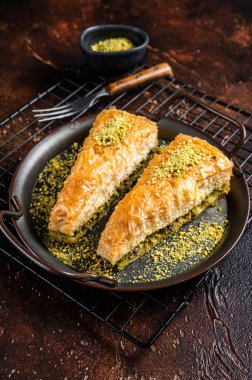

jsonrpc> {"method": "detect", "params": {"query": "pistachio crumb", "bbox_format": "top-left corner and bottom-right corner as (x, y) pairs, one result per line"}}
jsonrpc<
(151, 139), (209, 182)
(91, 37), (135, 52)
(150, 221), (226, 270)
(93, 115), (131, 146)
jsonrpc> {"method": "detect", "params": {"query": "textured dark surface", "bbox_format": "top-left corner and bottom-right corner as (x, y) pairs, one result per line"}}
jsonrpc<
(0, 1), (252, 379)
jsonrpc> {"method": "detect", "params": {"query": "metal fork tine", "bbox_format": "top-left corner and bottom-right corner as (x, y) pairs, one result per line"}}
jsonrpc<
(32, 103), (71, 112)
(38, 110), (78, 122)
(34, 106), (74, 117)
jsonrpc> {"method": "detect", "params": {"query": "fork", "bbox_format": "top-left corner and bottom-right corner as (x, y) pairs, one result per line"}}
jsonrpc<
(32, 63), (173, 122)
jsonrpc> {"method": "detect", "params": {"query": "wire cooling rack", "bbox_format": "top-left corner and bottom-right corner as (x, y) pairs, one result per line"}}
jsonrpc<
(1, 67), (251, 348)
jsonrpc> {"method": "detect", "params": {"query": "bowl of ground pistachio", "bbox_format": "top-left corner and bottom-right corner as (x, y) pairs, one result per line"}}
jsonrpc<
(79, 24), (149, 73)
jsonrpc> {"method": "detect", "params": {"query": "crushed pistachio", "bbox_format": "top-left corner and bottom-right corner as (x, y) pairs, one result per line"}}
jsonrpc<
(90, 37), (135, 52)
(151, 139), (209, 182)
(155, 143), (166, 154)
(130, 220), (227, 283)
(93, 115), (131, 146)
(150, 221), (226, 266)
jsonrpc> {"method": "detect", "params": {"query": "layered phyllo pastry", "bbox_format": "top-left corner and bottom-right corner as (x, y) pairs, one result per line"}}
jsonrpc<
(97, 134), (233, 269)
(49, 108), (158, 242)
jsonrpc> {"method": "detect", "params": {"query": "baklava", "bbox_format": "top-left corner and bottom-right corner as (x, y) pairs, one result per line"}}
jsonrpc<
(97, 134), (233, 268)
(49, 108), (158, 242)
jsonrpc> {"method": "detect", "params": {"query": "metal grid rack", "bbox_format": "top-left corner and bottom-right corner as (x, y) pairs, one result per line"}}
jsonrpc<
(1, 68), (251, 348)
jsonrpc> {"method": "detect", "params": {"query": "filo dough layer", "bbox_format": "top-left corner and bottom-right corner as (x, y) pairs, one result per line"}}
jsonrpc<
(48, 108), (158, 237)
(97, 134), (233, 265)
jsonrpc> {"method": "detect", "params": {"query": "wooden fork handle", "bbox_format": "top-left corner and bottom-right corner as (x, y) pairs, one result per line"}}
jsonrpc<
(106, 63), (173, 95)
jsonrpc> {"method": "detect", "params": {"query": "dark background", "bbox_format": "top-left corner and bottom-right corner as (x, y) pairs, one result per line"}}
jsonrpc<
(0, 1), (251, 379)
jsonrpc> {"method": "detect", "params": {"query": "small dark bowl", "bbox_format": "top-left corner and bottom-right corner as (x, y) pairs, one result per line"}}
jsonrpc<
(79, 24), (149, 74)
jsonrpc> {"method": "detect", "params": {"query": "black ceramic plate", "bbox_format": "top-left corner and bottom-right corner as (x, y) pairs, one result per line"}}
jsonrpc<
(7, 116), (250, 291)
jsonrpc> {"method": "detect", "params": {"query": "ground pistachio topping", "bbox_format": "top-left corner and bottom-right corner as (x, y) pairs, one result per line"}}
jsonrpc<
(90, 37), (135, 52)
(130, 220), (227, 283)
(93, 114), (131, 146)
(150, 221), (226, 265)
(151, 139), (210, 182)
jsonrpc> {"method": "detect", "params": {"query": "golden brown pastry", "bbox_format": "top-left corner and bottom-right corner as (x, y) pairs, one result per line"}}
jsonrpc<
(97, 134), (233, 267)
(49, 108), (158, 241)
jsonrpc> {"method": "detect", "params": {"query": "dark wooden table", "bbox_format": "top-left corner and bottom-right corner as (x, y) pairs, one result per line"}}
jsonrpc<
(0, 1), (251, 379)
